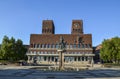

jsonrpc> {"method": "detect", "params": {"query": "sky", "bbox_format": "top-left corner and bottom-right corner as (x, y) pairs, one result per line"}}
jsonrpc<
(0, 0), (120, 46)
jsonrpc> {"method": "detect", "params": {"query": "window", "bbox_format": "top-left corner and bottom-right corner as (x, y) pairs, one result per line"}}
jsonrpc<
(44, 51), (47, 54)
(51, 44), (53, 48)
(38, 52), (40, 54)
(73, 44), (76, 48)
(52, 56), (54, 61)
(41, 52), (43, 54)
(31, 44), (33, 48)
(82, 57), (84, 61)
(37, 44), (39, 48)
(39, 44), (41, 48)
(78, 57), (80, 61)
(84, 44), (86, 48)
(42, 29), (44, 32)
(49, 44), (51, 48)
(87, 44), (90, 48)
(66, 44), (69, 48)
(46, 44), (49, 48)
(56, 44), (59, 48)
(82, 44), (84, 48)
(52, 52), (54, 54)
(85, 57), (88, 61)
(78, 44), (80, 48)
(74, 57), (76, 61)
(47, 29), (49, 32)
(44, 44), (46, 48)
(85, 44), (87, 48)
(34, 51), (36, 54)
(52, 44), (55, 48)
(44, 56), (46, 61)
(42, 44), (44, 48)
(70, 44), (72, 48)
(50, 30), (52, 32)
(33, 44), (36, 48)
(49, 52), (51, 54)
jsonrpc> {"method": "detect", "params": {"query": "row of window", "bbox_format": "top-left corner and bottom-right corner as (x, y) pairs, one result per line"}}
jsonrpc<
(28, 51), (92, 54)
(29, 56), (92, 62)
(42, 29), (52, 33)
(31, 44), (91, 49)
(72, 29), (82, 32)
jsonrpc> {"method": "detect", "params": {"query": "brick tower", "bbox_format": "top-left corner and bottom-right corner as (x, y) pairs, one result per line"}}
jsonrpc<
(71, 20), (83, 34)
(42, 20), (55, 34)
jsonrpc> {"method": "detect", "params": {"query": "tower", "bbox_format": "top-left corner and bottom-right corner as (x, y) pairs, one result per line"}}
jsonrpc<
(71, 20), (83, 34)
(42, 20), (55, 34)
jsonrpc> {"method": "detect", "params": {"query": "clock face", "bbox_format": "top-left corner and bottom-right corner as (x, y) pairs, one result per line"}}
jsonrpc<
(74, 23), (79, 27)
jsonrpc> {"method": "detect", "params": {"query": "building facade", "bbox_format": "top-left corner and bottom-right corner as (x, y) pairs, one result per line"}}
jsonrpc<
(26, 20), (94, 66)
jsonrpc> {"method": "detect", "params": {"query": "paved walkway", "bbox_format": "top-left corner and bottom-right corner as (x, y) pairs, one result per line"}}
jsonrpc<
(0, 66), (120, 79)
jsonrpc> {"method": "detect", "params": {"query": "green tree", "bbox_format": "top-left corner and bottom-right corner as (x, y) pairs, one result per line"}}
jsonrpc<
(100, 37), (120, 64)
(0, 36), (10, 60)
(0, 35), (27, 61)
(15, 39), (27, 60)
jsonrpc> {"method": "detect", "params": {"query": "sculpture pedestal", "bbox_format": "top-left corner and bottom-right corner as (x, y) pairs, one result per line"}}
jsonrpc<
(58, 50), (64, 70)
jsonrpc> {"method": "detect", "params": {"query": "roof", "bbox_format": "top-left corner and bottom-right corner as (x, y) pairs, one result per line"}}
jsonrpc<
(30, 34), (92, 45)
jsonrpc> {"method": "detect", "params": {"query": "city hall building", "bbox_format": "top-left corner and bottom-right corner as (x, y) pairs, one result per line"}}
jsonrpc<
(26, 20), (94, 66)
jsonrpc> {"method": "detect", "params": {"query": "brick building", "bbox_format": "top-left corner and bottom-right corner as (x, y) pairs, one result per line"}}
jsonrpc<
(26, 20), (94, 66)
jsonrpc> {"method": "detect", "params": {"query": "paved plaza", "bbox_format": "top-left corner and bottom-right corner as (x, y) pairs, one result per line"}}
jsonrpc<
(0, 66), (120, 79)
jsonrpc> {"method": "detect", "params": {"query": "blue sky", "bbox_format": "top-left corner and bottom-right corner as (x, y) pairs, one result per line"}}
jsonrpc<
(0, 0), (120, 46)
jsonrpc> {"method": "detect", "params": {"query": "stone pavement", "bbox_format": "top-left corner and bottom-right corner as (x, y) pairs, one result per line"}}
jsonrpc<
(0, 66), (120, 79)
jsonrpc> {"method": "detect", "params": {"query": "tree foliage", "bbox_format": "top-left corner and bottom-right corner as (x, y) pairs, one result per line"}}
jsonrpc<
(0, 35), (27, 61)
(100, 37), (120, 64)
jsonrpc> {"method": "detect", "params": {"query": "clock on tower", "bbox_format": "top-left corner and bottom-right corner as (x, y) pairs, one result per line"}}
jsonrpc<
(71, 20), (83, 34)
